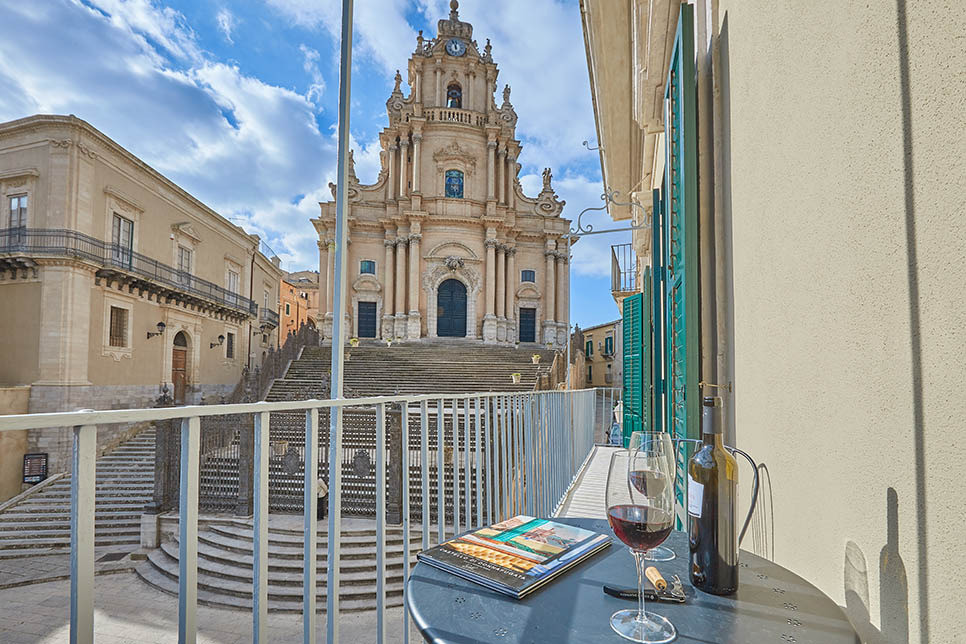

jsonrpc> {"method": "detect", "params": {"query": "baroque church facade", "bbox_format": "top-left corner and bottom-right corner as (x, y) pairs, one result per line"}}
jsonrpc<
(312, 1), (572, 348)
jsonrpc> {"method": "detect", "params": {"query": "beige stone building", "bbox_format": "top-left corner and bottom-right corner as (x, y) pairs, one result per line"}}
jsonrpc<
(583, 1), (966, 641)
(0, 115), (283, 473)
(581, 320), (620, 388)
(282, 270), (320, 326)
(278, 275), (312, 345)
(313, 2), (571, 347)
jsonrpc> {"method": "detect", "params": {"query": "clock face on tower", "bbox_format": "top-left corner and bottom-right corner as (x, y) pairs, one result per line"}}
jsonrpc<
(445, 38), (466, 57)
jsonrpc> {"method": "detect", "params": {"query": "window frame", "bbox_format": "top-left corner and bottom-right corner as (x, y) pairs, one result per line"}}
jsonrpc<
(446, 82), (462, 109)
(225, 331), (235, 360)
(585, 339), (593, 357)
(360, 259), (376, 275)
(444, 169), (464, 199)
(108, 306), (128, 348)
(8, 194), (27, 228)
(111, 213), (134, 266)
(521, 269), (536, 283)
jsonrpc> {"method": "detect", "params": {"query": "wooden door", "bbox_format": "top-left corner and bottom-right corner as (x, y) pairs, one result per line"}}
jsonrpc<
(437, 279), (467, 337)
(519, 307), (536, 343)
(358, 301), (377, 338)
(172, 347), (187, 404)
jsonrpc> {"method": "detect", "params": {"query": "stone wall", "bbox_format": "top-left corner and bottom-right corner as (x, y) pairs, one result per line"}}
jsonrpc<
(0, 386), (30, 502)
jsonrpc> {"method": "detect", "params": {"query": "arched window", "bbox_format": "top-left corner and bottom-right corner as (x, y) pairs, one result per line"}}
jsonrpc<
(445, 170), (464, 198)
(446, 83), (462, 109)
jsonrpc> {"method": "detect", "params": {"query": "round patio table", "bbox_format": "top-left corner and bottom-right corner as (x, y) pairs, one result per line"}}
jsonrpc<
(406, 518), (859, 644)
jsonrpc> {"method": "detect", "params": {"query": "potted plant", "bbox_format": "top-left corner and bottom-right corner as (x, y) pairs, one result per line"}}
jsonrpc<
(531, 354), (541, 364)
(545, 341), (554, 351)
(348, 337), (360, 347)
(511, 373), (522, 384)
(385, 337), (394, 347)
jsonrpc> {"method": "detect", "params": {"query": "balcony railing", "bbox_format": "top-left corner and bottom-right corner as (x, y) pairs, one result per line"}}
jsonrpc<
(0, 388), (602, 643)
(259, 307), (280, 329)
(611, 243), (638, 293)
(0, 227), (256, 315)
(423, 107), (487, 127)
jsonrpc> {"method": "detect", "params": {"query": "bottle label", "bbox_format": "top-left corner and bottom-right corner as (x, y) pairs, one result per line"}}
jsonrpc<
(688, 474), (704, 518)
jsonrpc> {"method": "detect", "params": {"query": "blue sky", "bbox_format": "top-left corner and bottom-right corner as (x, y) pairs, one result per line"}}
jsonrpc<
(0, 0), (626, 328)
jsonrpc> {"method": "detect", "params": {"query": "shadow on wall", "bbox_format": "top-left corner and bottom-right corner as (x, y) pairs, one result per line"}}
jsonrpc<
(843, 488), (910, 644)
(746, 462), (774, 561)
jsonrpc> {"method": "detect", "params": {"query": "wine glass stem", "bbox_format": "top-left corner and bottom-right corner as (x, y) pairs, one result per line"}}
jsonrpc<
(634, 550), (647, 624)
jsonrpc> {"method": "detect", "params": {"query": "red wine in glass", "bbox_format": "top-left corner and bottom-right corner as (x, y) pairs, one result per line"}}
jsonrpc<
(607, 505), (673, 552)
(629, 470), (667, 496)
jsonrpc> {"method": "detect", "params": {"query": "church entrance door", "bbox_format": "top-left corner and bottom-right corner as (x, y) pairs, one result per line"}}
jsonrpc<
(519, 307), (536, 343)
(172, 331), (189, 405)
(437, 279), (467, 337)
(358, 301), (377, 338)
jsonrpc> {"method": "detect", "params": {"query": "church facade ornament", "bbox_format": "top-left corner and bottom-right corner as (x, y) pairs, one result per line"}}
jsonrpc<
(311, 0), (571, 346)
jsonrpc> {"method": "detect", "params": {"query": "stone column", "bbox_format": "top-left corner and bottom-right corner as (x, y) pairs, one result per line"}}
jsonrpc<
(388, 144), (398, 200)
(318, 240), (328, 314)
(498, 147), (506, 204)
(544, 240), (557, 344)
(414, 69), (422, 104)
(407, 233), (422, 339)
(496, 245), (506, 319)
(487, 140), (496, 200)
(383, 237), (395, 338)
(394, 231), (407, 338)
(324, 238), (335, 338)
(505, 246), (516, 340)
(483, 237), (498, 343)
(556, 251), (569, 345)
(435, 63), (442, 105)
(412, 134), (422, 194)
(507, 156), (516, 209)
(398, 138), (409, 198)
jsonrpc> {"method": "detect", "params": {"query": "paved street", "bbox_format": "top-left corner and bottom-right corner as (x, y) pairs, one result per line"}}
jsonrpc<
(0, 571), (416, 643)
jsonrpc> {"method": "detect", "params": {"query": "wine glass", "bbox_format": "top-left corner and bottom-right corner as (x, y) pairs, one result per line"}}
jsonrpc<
(605, 446), (676, 643)
(628, 431), (676, 562)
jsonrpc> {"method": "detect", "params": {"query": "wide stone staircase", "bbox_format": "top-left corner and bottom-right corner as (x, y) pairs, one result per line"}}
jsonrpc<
(136, 341), (556, 612)
(0, 428), (156, 559)
(269, 341), (556, 400)
(137, 519), (432, 613)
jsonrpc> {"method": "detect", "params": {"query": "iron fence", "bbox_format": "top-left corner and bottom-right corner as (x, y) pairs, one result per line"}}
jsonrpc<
(0, 226), (255, 314)
(0, 387), (600, 644)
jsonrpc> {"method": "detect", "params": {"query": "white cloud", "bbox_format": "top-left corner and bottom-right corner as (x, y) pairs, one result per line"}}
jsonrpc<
(216, 8), (237, 44)
(299, 44), (326, 108)
(0, 0), (331, 269)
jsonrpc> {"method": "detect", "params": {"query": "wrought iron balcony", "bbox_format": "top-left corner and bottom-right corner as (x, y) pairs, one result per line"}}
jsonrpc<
(0, 227), (256, 317)
(259, 307), (280, 329)
(611, 243), (638, 294)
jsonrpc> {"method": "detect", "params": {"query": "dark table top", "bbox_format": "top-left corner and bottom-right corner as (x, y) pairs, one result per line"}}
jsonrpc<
(406, 518), (859, 644)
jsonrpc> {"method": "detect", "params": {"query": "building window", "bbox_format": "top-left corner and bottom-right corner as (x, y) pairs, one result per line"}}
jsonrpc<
(521, 269), (535, 283)
(226, 332), (235, 359)
(8, 195), (27, 228)
(263, 289), (270, 310)
(445, 169), (464, 198)
(177, 245), (192, 285)
(604, 336), (614, 355)
(587, 365), (593, 381)
(585, 340), (593, 357)
(111, 213), (134, 265)
(446, 83), (462, 108)
(108, 306), (128, 348)
(227, 269), (240, 293)
(360, 260), (376, 275)
(285, 303), (291, 315)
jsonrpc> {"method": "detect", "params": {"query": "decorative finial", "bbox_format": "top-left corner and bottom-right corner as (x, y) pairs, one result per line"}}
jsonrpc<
(484, 38), (492, 57)
(393, 70), (402, 92)
(542, 168), (553, 189)
(450, 0), (459, 20)
(503, 84), (511, 104)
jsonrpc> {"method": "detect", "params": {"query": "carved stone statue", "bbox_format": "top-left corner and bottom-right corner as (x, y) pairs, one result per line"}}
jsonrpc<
(393, 70), (402, 93)
(542, 167), (553, 189)
(503, 84), (511, 104)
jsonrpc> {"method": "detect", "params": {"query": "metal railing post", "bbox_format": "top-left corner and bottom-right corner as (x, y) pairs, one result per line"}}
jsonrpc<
(475, 397), (483, 528)
(420, 400), (429, 551)
(463, 396), (471, 529)
(436, 399), (445, 542)
(179, 416), (200, 644)
(376, 403), (386, 644)
(70, 423), (96, 644)
(303, 408), (319, 644)
(253, 411), (270, 643)
(451, 398), (460, 536)
(401, 401), (411, 644)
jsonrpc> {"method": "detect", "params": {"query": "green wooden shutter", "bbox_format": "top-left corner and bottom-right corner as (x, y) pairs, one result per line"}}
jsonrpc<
(622, 293), (643, 445)
(642, 267), (653, 438)
(664, 3), (699, 523)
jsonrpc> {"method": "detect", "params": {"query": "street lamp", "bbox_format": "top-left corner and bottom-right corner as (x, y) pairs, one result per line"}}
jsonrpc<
(210, 334), (225, 349)
(146, 321), (166, 339)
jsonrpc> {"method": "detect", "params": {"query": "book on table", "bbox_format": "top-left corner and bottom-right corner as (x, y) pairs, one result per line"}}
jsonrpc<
(416, 515), (612, 599)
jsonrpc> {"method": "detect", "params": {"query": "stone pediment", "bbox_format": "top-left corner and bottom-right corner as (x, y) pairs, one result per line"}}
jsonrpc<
(171, 222), (202, 243)
(433, 142), (477, 174)
(426, 241), (479, 261)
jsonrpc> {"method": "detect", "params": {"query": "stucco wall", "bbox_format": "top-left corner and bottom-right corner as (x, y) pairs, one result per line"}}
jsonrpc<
(716, 1), (966, 642)
(0, 281), (41, 386)
(0, 387), (30, 502)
